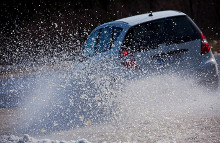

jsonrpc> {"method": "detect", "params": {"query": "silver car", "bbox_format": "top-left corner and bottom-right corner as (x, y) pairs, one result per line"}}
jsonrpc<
(76, 10), (218, 89)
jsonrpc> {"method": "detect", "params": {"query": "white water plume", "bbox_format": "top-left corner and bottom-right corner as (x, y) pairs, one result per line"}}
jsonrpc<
(2, 57), (220, 142)
(29, 73), (220, 142)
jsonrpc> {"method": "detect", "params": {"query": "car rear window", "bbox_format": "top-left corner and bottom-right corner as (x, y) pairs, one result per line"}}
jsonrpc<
(122, 16), (200, 52)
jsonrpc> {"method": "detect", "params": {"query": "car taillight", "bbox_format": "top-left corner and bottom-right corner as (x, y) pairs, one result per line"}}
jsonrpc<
(201, 32), (210, 55)
(119, 48), (139, 69)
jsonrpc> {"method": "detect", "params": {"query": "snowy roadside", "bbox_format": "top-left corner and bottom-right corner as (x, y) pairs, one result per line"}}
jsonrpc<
(0, 134), (90, 143)
(1, 114), (219, 143)
(42, 115), (220, 142)
(0, 60), (76, 79)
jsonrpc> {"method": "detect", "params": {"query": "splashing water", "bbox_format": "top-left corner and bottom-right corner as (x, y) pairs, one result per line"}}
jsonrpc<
(0, 54), (219, 143)
(17, 72), (217, 143)
(2, 65), (218, 142)
(3, 64), (120, 136)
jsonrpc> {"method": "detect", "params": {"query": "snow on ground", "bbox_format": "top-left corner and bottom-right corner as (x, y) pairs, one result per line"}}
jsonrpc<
(0, 134), (90, 143)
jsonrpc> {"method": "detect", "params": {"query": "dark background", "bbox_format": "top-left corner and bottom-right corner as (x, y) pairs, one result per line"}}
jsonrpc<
(1, 0), (220, 65)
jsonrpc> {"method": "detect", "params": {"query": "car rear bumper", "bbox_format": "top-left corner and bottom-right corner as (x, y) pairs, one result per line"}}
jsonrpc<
(113, 50), (219, 89)
(187, 51), (219, 89)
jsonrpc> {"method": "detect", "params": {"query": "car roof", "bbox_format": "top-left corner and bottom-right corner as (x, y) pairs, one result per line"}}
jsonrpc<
(115, 10), (186, 26)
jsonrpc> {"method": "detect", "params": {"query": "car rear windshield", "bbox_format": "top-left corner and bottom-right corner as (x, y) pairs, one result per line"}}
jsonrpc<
(122, 16), (200, 52)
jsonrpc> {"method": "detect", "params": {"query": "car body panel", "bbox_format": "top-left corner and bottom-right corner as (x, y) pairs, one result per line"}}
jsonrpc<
(133, 39), (201, 72)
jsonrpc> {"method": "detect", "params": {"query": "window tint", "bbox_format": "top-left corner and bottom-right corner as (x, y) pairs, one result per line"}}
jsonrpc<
(166, 16), (196, 42)
(97, 27), (113, 53)
(83, 29), (100, 56)
(83, 26), (123, 57)
(96, 27), (122, 53)
(122, 16), (200, 52)
(113, 27), (123, 42)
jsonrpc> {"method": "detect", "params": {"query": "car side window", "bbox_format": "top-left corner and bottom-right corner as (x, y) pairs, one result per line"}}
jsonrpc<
(97, 27), (113, 53)
(83, 26), (123, 57)
(83, 29), (100, 56)
(97, 26), (123, 53)
(113, 27), (123, 42)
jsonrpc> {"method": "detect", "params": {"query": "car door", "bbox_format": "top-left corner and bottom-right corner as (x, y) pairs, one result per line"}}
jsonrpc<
(82, 26), (116, 73)
(75, 25), (123, 95)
